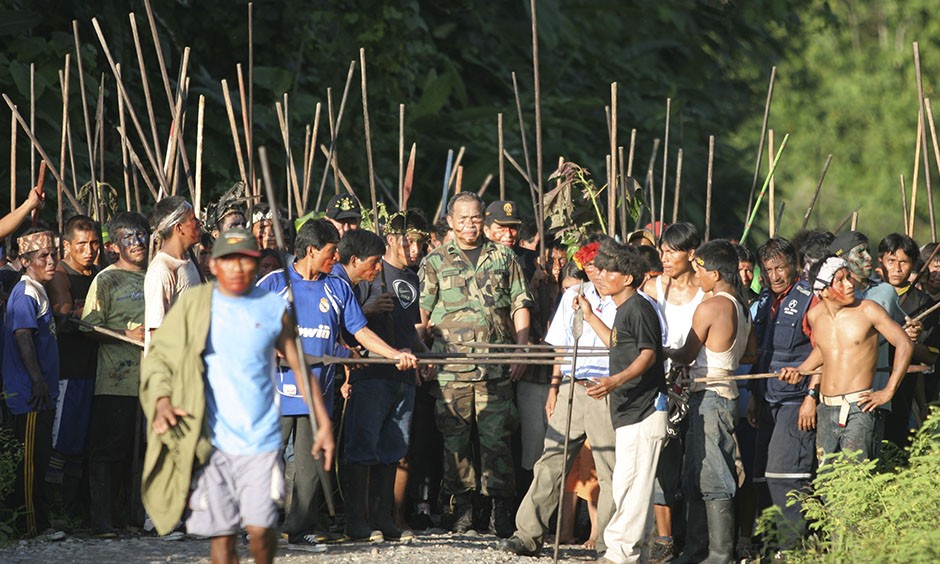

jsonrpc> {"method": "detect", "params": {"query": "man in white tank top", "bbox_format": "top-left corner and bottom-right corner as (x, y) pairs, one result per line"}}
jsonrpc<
(665, 241), (756, 564)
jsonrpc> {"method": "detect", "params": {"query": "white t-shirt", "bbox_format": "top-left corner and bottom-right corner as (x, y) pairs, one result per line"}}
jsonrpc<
(144, 251), (201, 345)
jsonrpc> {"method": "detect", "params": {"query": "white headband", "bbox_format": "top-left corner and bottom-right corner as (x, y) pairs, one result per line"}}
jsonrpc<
(813, 256), (848, 292)
(154, 201), (193, 234)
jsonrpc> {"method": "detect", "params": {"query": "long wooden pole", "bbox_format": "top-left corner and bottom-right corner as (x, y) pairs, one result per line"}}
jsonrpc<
(900, 174), (909, 235)
(923, 98), (940, 239)
(741, 133), (790, 244)
(705, 135), (715, 241)
(360, 48), (380, 235)
(274, 100), (303, 215)
(498, 113), (505, 200)
(128, 13), (162, 165)
(914, 43), (936, 241)
(800, 154), (833, 230)
(58, 57), (71, 231)
(236, 64), (252, 199)
(119, 128), (159, 202)
(91, 17), (169, 193)
(643, 138), (661, 235)
(609, 82), (617, 238)
(671, 148), (683, 225)
(117, 65), (131, 212)
(530, 0), (545, 260)
(143, 0), (174, 111)
(315, 61), (356, 211)
(302, 103), (321, 212)
(220, 80), (249, 189)
(10, 106), (15, 214)
(398, 104), (405, 210)
(72, 20), (98, 199)
(248, 2), (255, 200)
(910, 115), (922, 238)
(30, 63), (36, 189)
(659, 98), (670, 231)
(511, 72), (538, 220)
(746, 66), (776, 220)
(619, 146), (628, 241)
(195, 95), (205, 219)
(768, 130), (776, 237)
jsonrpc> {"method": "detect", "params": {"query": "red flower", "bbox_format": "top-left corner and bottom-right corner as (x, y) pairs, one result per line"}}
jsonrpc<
(572, 242), (600, 270)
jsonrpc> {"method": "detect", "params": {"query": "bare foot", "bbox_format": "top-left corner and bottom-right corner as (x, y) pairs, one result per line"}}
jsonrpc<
(582, 538), (596, 550)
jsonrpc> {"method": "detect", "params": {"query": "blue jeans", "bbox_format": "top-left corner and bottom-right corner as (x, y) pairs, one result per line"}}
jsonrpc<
(682, 391), (738, 501)
(343, 379), (416, 465)
(816, 401), (875, 462)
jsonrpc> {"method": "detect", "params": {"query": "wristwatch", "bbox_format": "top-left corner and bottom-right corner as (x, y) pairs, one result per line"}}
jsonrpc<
(807, 388), (820, 401)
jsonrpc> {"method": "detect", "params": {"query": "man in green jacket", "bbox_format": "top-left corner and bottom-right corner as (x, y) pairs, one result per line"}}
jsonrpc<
(140, 228), (334, 563)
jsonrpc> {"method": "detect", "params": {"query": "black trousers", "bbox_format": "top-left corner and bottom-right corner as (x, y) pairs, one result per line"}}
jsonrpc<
(12, 410), (54, 536)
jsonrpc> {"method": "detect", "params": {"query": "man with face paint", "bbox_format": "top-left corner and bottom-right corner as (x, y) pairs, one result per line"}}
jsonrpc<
(142, 227), (335, 563)
(79, 212), (150, 536)
(2, 228), (61, 538)
(781, 256), (913, 462)
(828, 231), (911, 453)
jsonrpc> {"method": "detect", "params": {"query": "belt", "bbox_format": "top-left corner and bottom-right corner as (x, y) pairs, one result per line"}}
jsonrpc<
(820, 389), (870, 426)
(574, 379), (600, 388)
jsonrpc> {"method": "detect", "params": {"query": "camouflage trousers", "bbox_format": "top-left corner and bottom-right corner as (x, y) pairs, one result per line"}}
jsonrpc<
(433, 378), (518, 497)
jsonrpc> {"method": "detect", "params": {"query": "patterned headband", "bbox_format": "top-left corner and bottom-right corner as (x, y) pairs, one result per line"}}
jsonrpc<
(18, 231), (55, 255)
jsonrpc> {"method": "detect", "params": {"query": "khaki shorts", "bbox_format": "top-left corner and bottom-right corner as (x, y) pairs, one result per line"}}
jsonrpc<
(186, 449), (284, 537)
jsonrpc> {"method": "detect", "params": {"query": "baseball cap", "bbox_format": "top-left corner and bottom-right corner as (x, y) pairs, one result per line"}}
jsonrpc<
(829, 231), (868, 257)
(325, 194), (362, 222)
(485, 200), (522, 226)
(211, 227), (261, 258)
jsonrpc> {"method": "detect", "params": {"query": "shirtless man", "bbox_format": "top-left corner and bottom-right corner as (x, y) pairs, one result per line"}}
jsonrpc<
(781, 256), (913, 461)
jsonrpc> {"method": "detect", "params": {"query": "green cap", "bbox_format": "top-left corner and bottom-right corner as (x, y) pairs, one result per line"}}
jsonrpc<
(211, 227), (261, 259)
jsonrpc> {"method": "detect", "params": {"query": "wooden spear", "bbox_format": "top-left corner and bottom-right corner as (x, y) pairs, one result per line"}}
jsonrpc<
(72, 21), (98, 199)
(117, 65), (131, 212)
(671, 148), (683, 225)
(511, 71), (539, 222)
(399, 104), (405, 209)
(910, 108), (923, 238)
(236, 64), (252, 199)
(360, 48), (380, 234)
(9, 106), (15, 214)
(402, 143), (416, 211)
(128, 12), (162, 164)
(195, 95), (205, 219)
(900, 174), (909, 235)
(705, 135), (714, 242)
(248, 2), (255, 199)
(220, 79), (249, 189)
(30, 63), (35, 188)
(302, 103), (321, 212)
(800, 154), (832, 230)
(741, 133), (789, 244)
(118, 126), (159, 201)
(768, 130), (776, 237)
(274, 100), (302, 215)
(530, 0), (545, 260)
(619, 146), (628, 241)
(659, 98), (670, 231)
(746, 66), (776, 220)
(643, 138), (661, 234)
(446, 146), (466, 192)
(314, 61), (356, 211)
(609, 82), (617, 237)
(477, 174), (494, 197)
(58, 57), (71, 232)
(326, 88), (338, 197)
(498, 113), (506, 200)
(922, 98), (940, 239)
(914, 43), (936, 241)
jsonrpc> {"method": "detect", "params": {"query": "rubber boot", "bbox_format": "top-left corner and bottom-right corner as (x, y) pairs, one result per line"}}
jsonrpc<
(443, 493), (474, 533)
(704, 499), (734, 564)
(342, 463), (383, 542)
(673, 499), (708, 564)
(491, 496), (515, 539)
(370, 464), (414, 542)
(88, 462), (115, 536)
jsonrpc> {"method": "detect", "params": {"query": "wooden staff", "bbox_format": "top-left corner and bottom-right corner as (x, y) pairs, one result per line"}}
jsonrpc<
(914, 43), (936, 241)
(741, 133), (789, 244)
(66, 117), (80, 204)
(93, 74), (105, 216)
(609, 82), (617, 238)
(220, 79), (249, 189)
(461, 341), (608, 352)
(511, 72), (539, 221)
(91, 17), (169, 193)
(248, 2), (255, 199)
(800, 154), (833, 230)
(619, 146), (628, 241)
(117, 64), (131, 212)
(128, 12), (162, 164)
(642, 138), (661, 233)
(236, 64), (252, 200)
(900, 174), (910, 235)
(923, 98), (940, 239)
(360, 48), (380, 235)
(162, 48), (192, 198)
(530, 0), (546, 261)
(455, 166), (464, 193)
(446, 146), (466, 192)
(434, 149), (455, 220)
(503, 149), (534, 187)
(684, 365), (929, 384)
(70, 316), (144, 347)
(315, 61), (356, 211)
(851, 210), (859, 231)
(477, 174), (494, 197)
(195, 95), (205, 218)
(30, 63), (35, 188)
(318, 144), (358, 198)
(58, 57), (71, 233)
(143, 0), (174, 110)
(133, 168), (142, 213)
(302, 103), (321, 212)
(274, 100), (302, 215)
(768, 130), (776, 237)
(498, 113), (506, 200)
(659, 98), (670, 231)
(326, 88), (338, 196)
(671, 148), (683, 224)
(910, 108), (923, 238)
(746, 66), (776, 220)
(118, 126), (160, 201)
(4, 96), (83, 212)
(705, 135), (715, 242)
(73, 21), (98, 198)
(398, 104), (405, 209)
(833, 207), (860, 234)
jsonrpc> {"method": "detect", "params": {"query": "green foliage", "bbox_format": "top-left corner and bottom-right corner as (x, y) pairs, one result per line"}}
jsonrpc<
(0, 425), (23, 541)
(761, 408), (940, 562)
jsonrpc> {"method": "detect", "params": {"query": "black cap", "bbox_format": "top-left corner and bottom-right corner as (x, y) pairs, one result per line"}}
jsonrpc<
(484, 200), (522, 226)
(829, 231), (868, 257)
(325, 194), (362, 221)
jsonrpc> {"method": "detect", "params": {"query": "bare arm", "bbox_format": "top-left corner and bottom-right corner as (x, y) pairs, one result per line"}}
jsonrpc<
(14, 329), (51, 410)
(0, 186), (43, 240)
(48, 270), (74, 316)
(740, 324), (758, 366)
(353, 326), (418, 371)
(587, 348), (657, 399)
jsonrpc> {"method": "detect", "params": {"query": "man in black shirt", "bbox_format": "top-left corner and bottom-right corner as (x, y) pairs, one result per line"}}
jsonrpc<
(579, 239), (668, 564)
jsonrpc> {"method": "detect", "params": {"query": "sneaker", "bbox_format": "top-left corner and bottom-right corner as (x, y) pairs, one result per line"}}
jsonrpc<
(498, 535), (540, 557)
(650, 536), (675, 563)
(161, 530), (185, 541)
(38, 529), (66, 541)
(287, 534), (328, 553)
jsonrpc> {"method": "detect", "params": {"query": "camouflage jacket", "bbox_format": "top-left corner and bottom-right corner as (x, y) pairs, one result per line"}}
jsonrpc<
(419, 240), (533, 381)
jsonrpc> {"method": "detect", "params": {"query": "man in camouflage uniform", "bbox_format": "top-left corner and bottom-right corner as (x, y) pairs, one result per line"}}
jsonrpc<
(418, 192), (532, 537)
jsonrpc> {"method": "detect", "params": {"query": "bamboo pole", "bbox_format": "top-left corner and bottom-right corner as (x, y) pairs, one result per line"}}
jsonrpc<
(72, 21), (98, 199)
(446, 146), (466, 191)
(30, 63), (35, 189)
(659, 98), (670, 231)
(220, 79), (249, 189)
(302, 103), (321, 212)
(705, 135), (715, 242)
(402, 143), (416, 211)
(800, 154), (833, 230)
(90, 18), (169, 193)
(914, 43), (936, 241)
(274, 100), (303, 216)
(118, 128), (159, 202)
(609, 82), (617, 237)
(195, 95), (205, 219)
(642, 139), (661, 234)
(360, 48), (380, 236)
(477, 174), (494, 197)
(498, 113), (505, 200)
(236, 64), (252, 200)
(530, 0), (545, 260)
(900, 174), (909, 235)
(399, 104), (405, 209)
(511, 71), (538, 219)
(315, 61), (356, 211)
(746, 66), (776, 220)
(10, 106), (15, 214)
(741, 133), (790, 244)
(117, 64), (131, 212)
(248, 2), (255, 200)
(768, 130), (776, 237)
(58, 57), (71, 231)
(128, 12), (162, 164)
(671, 148), (683, 225)
(910, 109), (923, 238)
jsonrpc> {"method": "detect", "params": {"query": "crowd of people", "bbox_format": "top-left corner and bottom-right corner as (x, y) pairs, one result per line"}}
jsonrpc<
(0, 178), (935, 564)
